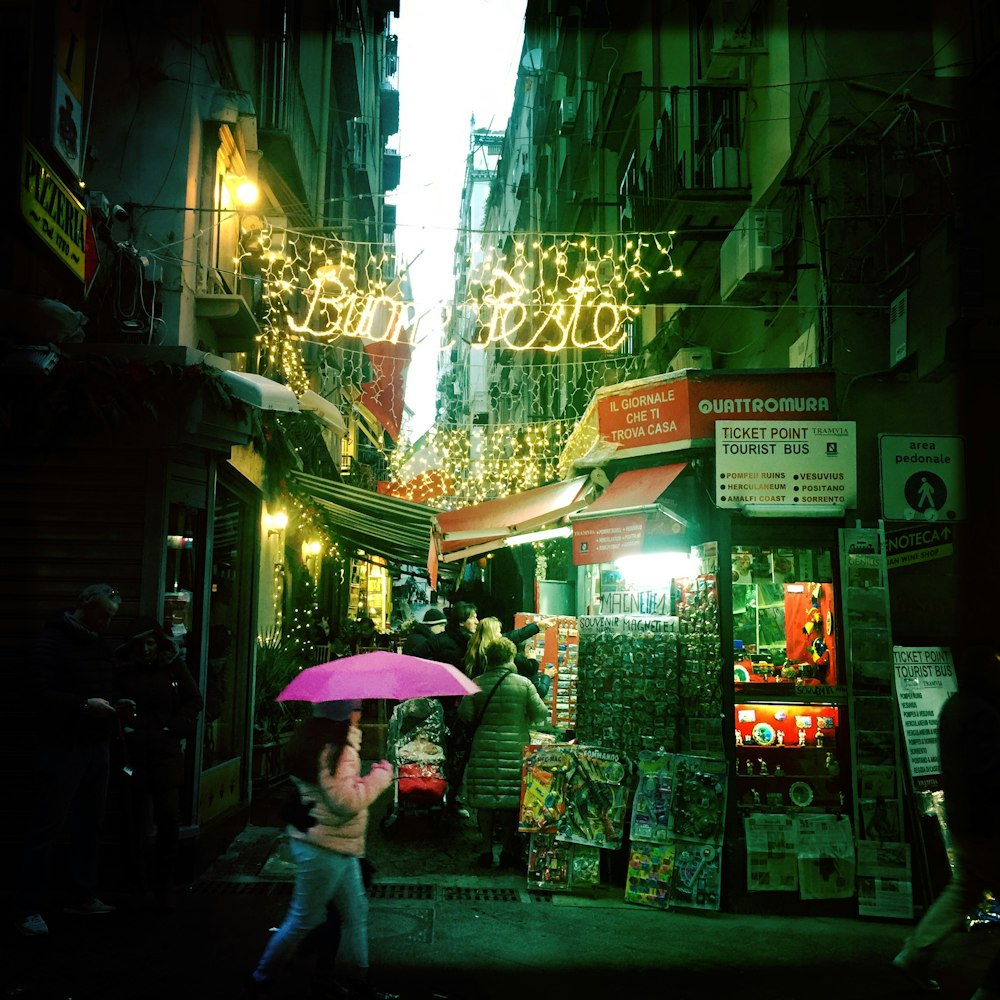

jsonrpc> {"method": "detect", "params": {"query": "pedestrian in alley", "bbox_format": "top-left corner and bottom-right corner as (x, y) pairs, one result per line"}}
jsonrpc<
(251, 700), (394, 999)
(458, 637), (548, 869)
(113, 619), (203, 911)
(892, 643), (1000, 998)
(400, 607), (448, 659)
(12, 584), (127, 936)
(463, 615), (544, 679)
(435, 600), (478, 670)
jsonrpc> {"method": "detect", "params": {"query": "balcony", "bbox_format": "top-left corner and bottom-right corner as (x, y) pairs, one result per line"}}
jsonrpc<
(620, 86), (751, 304)
(257, 36), (320, 224)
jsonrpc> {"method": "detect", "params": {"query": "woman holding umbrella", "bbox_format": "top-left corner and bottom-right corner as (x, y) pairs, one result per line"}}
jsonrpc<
(250, 700), (394, 997)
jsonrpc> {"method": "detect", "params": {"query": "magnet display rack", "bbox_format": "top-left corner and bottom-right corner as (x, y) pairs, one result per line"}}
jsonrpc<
(839, 523), (913, 919)
(515, 613), (579, 729)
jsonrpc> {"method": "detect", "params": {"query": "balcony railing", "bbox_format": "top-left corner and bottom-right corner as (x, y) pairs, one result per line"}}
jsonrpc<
(621, 85), (748, 232)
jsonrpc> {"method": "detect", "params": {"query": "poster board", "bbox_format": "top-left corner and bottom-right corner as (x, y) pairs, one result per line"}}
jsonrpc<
(892, 646), (957, 791)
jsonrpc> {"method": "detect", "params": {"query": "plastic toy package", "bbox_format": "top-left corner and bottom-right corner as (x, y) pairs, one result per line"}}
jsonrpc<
(624, 841), (676, 909)
(526, 834), (601, 892)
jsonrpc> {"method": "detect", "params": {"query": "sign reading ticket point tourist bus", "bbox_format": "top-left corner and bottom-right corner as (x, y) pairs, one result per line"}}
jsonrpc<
(714, 421), (857, 513)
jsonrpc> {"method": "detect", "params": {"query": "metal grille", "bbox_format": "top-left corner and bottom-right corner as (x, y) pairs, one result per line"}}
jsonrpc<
(438, 886), (522, 903)
(370, 883), (435, 901)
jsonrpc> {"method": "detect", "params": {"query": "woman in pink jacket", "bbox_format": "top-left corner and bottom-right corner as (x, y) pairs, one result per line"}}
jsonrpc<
(251, 700), (393, 996)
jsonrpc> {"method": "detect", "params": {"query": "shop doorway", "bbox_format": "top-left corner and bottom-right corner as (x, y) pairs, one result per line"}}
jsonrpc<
(199, 474), (258, 822)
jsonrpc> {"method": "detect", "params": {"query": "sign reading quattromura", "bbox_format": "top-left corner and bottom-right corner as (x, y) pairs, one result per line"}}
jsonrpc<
(20, 139), (87, 280)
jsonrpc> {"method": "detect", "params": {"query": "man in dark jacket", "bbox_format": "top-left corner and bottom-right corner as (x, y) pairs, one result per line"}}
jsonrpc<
(435, 601), (479, 670)
(13, 584), (126, 936)
(401, 608), (448, 659)
(892, 644), (1000, 997)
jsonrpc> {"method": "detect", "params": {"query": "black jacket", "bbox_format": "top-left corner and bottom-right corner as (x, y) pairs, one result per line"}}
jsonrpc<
(435, 625), (470, 670)
(114, 647), (203, 788)
(401, 622), (445, 660)
(27, 611), (118, 744)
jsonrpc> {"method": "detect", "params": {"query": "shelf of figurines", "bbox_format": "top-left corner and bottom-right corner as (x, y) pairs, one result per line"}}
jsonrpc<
(734, 747), (845, 811)
(734, 681), (847, 703)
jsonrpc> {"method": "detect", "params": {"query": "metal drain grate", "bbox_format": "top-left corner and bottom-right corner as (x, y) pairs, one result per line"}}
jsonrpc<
(370, 882), (435, 901)
(191, 879), (291, 897)
(438, 885), (522, 903)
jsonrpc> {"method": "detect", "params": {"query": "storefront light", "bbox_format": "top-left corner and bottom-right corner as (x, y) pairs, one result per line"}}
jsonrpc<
(615, 551), (698, 588)
(504, 525), (573, 546)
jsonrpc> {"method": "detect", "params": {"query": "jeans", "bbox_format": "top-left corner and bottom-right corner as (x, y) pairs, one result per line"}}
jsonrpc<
(254, 839), (369, 984)
(15, 740), (110, 915)
(905, 835), (1000, 987)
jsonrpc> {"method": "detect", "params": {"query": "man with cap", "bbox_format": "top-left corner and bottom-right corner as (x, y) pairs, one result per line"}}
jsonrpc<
(401, 608), (448, 660)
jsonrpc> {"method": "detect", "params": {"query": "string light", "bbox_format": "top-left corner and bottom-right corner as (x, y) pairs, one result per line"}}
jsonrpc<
(387, 418), (574, 508)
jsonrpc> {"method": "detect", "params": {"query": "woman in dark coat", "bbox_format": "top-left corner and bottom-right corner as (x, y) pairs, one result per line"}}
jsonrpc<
(457, 637), (548, 869)
(114, 620), (202, 909)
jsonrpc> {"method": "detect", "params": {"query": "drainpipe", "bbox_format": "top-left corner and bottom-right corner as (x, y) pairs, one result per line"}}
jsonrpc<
(316, 26), (333, 225)
(808, 182), (832, 366)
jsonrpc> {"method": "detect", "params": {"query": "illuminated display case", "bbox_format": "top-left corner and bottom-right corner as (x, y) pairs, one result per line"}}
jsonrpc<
(729, 542), (848, 817)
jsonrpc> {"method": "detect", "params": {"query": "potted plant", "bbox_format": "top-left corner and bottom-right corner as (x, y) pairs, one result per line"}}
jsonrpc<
(252, 627), (305, 784)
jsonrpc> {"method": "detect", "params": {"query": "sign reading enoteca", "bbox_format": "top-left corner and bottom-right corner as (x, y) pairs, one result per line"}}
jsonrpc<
(892, 646), (957, 791)
(714, 420), (857, 513)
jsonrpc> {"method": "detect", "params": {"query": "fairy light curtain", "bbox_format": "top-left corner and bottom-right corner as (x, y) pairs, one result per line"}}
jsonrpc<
(465, 232), (675, 352)
(245, 224), (672, 503)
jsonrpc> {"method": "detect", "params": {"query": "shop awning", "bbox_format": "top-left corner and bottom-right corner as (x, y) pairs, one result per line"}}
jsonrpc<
(568, 463), (689, 566)
(570, 463), (688, 521)
(435, 476), (592, 564)
(220, 370), (300, 411)
(287, 470), (445, 576)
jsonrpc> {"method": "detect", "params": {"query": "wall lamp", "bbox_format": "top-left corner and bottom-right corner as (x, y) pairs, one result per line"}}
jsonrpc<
(266, 510), (288, 536)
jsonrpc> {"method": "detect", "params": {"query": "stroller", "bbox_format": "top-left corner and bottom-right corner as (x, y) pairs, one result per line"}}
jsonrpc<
(380, 697), (449, 830)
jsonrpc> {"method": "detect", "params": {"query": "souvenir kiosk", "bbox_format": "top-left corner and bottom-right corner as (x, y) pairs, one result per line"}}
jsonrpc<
(519, 368), (917, 916)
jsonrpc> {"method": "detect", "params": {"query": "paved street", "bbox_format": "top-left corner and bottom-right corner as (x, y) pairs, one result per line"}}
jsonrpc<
(3, 789), (998, 1000)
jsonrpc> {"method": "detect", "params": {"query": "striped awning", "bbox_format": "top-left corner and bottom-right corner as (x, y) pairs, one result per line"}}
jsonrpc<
(287, 470), (445, 575)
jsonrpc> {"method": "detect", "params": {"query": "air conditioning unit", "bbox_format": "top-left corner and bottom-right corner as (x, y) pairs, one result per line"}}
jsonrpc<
(889, 289), (908, 366)
(347, 118), (367, 171)
(559, 96), (578, 133)
(667, 347), (713, 372)
(720, 208), (783, 302)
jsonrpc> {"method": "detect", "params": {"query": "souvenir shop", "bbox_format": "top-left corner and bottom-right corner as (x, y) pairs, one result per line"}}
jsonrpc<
(506, 369), (919, 918)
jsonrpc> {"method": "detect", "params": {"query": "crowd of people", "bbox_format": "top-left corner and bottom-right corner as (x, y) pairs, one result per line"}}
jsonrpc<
(14, 585), (998, 1000)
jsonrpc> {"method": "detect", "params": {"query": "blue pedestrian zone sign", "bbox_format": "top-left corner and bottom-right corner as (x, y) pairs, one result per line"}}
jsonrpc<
(878, 435), (964, 523)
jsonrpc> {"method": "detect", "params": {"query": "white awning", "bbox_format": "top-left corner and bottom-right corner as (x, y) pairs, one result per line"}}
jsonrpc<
(220, 371), (299, 412)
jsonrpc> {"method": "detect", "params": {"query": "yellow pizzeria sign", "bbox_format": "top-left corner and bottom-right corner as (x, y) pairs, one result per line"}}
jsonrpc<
(20, 139), (87, 281)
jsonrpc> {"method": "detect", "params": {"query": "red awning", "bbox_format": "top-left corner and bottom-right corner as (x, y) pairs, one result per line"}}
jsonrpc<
(572, 463), (687, 519)
(435, 476), (592, 563)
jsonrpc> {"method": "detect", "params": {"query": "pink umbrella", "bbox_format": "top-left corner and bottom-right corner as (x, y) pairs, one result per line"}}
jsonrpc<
(276, 650), (481, 703)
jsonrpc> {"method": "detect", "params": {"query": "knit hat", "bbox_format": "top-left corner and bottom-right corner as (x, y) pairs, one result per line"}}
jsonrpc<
(313, 700), (362, 721)
(422, 608), (447, 624)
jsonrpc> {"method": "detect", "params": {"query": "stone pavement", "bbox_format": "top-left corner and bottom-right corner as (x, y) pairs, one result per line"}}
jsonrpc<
(3, 789), (998, 1000)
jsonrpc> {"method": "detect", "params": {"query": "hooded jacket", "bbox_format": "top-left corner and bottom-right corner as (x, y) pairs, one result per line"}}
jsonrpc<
(113, 629), (203, 788)
(289, 723), (394, 857)
(401, 621), (445, 660)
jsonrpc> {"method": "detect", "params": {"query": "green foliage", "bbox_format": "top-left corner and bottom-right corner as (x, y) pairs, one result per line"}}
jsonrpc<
(253, 627), (307, 741)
